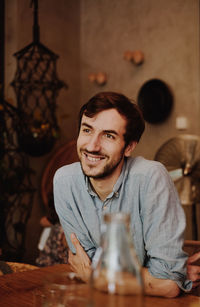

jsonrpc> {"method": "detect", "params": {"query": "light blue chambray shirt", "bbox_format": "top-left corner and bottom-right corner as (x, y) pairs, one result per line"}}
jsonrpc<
(53, 156), (192, 291)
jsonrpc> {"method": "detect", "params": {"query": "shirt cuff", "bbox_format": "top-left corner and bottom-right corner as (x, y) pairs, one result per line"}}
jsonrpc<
(176, 279), (193, 292)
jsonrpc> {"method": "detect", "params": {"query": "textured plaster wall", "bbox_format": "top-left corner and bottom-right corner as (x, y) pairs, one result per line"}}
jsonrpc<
(80, 0), (200, 159)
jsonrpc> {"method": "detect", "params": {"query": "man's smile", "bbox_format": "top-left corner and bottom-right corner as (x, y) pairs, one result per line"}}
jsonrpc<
(82, 151), (106, 163)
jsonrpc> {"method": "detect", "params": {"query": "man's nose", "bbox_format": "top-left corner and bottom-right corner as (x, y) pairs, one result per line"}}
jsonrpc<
(86, 134), (101, 152)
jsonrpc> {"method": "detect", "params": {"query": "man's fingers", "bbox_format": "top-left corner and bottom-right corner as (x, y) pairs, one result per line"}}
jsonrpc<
(70, 233), (84, 253)
(187, 251), (200, 264)
(68, 249), (72, 261)
(70, 233), (80, 246)
(187, 264), (200, 282)
(68, 250), (77, 271)
(68, 249), (74, 267)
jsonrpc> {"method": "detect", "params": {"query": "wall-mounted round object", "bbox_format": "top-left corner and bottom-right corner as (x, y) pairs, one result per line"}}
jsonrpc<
(137, 79), (173, 124)
(88, 72), (107, 85)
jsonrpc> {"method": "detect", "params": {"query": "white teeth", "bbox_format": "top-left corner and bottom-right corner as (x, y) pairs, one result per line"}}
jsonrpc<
(87, 156), (101, 162)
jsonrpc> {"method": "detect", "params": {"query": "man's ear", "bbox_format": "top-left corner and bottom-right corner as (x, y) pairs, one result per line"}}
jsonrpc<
(124, 141), (137, 157)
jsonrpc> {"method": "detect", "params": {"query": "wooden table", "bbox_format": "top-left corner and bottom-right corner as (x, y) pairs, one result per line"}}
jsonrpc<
(0, 264), (199, 307)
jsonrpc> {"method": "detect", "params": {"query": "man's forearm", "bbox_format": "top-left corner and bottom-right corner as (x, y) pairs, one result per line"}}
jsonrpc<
(142, 268), (180, 298)
(69, 233), (181, 298)
(70, 262), (180, 298)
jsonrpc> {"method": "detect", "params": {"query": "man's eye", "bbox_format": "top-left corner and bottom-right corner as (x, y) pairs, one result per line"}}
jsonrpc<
(106, 134), (115, 139)
(82, 128), (91, 133)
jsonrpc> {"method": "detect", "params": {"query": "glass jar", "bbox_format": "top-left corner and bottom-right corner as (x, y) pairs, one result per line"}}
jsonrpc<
(91, 212), (144, 296)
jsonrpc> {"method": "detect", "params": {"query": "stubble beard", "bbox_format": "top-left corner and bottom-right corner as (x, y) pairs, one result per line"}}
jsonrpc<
(79, 148), (125, 179)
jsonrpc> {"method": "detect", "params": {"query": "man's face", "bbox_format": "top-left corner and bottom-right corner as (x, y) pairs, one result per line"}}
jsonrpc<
(77, 108), (133, 179)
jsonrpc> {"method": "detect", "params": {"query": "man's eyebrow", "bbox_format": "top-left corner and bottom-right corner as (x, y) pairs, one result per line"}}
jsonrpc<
(81, 122), (119, 136)
(103, 129), (118, 136)
(81, 122), (93, 129)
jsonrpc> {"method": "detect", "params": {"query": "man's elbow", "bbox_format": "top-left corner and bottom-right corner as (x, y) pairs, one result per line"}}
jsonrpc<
(143, 268), (181, 298)
(164, 281), (180, 298)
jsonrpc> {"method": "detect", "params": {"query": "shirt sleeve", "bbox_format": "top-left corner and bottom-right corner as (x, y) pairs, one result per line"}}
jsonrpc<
(142, 163), (192, 292)
(53, 170), (97, 259)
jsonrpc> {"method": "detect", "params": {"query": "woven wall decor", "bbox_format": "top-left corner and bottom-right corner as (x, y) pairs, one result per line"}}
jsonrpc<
(11, 0), (66, 156)
(0, 100), (35, 261)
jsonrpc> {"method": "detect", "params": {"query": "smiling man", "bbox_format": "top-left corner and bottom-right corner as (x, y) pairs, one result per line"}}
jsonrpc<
(54, 92), (199, 297)
(77, 108), (136, 201)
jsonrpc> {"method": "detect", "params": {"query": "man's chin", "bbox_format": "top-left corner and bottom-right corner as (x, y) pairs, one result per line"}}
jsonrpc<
(82, 168), (100, 178)
(81, 166), (113, 179)
(80, 165), (103, 178)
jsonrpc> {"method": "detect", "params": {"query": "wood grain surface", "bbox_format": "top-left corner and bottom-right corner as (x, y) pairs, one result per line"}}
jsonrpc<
(0, 264), (199, 307)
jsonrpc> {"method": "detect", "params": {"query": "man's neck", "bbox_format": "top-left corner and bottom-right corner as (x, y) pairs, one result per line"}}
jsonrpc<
(89, 166), (123, 201)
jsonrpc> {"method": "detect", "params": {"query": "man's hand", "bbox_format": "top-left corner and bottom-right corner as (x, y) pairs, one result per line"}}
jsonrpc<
(187, 251), (200, 288)
(68, 233), (92, 282)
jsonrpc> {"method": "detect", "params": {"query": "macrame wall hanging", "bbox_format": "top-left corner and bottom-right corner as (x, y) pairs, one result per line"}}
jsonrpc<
(0, 0), (35, 261)
(0, 99), (35, 261)
(0, 0), (67, 260)
(11, 0), (66, 157)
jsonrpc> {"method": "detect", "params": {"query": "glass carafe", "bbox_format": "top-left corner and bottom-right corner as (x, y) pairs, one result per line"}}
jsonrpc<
(91, 212), (144, 296)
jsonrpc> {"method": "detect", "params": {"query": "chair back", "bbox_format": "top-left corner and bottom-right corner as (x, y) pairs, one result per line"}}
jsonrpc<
(41, 140), (79, 207)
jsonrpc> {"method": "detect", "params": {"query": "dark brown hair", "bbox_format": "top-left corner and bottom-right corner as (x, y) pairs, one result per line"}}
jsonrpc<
(78, 92), (145, 146)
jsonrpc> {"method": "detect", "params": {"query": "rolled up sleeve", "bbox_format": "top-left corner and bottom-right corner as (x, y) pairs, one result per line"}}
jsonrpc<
(142, 163), (192, 291)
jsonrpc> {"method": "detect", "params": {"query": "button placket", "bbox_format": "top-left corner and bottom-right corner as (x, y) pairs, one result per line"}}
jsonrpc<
(103, 199), (109, 210)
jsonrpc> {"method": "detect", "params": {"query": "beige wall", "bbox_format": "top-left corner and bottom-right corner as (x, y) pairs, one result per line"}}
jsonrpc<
(4, 0), (200, 263)
(80, 0), (200, 159)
